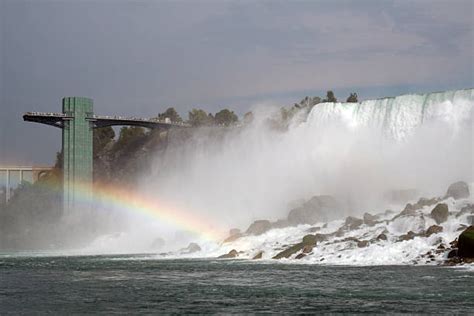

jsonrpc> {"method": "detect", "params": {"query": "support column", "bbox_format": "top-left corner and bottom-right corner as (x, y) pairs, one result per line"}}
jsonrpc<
(62, 97), (94, 211)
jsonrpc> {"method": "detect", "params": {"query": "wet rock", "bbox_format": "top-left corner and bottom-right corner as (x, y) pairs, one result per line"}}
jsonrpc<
(287, 195), (341, 225)
(376, 233), (388, 241)
(223, 228), (243, 243)
(398, 231), (417, 241)
(180, 242), (201, 254)
(425, 225), (443, 237)
(252, 251), (263, 260)
(363, 213), (378, 226)
(218, 249), (239, 259)
(446, 181), (470, 200)
(273, 243), (304, 259)
(456, 204), (474, 218)
(295, 253), (306, 260)
(271, 219), (290, 229)
(394, 197), (439, 220)
(302, 234), (317, 246)
(457, 224), (468, 232)
(314, 233), (329, 243)
(246, 220), (272, 236)
(458, 226), (474, 258)
(431, 203), (449, 224)
(357, 240), (369, 248)
(302, 245), (313, 253)
(307, 226), (321, 233)
(447, 249), (458, 258)
(344, 216), (364, 230)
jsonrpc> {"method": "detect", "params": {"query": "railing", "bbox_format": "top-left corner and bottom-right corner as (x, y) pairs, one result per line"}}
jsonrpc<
(92, 115), (190, 126)
(24, 112), (70, 118)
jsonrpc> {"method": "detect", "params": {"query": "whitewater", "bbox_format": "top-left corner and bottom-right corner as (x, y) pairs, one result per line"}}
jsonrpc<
(82, 88), (474, 265)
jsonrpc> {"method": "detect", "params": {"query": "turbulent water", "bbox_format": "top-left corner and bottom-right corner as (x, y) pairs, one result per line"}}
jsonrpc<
(82, 88), (474, 262)
(1, 256), (473, 314)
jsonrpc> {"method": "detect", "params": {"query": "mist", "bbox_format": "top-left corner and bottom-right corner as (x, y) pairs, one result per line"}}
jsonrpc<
(116, 91), (473, 250)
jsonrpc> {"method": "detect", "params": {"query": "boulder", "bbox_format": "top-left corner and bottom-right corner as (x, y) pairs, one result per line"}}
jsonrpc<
(252, 251), (263, 260)
(223, 228), (243, 243)
(363, 213), (378, 226)
(425, 225), (443, 237)
(218, 249), (239, 259)
(271, 219), (290, 229)
(376, 233), (388, 241)
(357, 240), (369, 248)
(446, 181), (470, 199)
(302, 245), (313, 253)
(344, 216), (364, 230)
(180, 242), (201, 254)
(287, 195), (341, 225)
(273, 243), (304, 259)
(245, 220), (272, 236)
(394, 197), (438, 220)
(447, 249), (458, 258)
(398, 231), (417, 241)
(295, 253), (306, 260)
(431, 203), (449, 224)
(456, 204), (474, 218)
(457, 226), (474, 258)
(302, 234), (317, 246)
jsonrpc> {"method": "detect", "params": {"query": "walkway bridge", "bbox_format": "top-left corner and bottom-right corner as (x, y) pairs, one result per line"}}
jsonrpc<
(24, 97), (189, 211)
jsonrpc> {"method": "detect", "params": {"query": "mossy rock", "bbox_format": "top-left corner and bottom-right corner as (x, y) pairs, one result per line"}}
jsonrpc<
(458, 226), (474, 258)
(273, 243), (304, 259)
(302, 234), (317, 246)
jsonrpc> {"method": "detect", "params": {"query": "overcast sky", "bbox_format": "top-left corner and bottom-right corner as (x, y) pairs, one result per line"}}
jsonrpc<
(0, 0), (473, 165)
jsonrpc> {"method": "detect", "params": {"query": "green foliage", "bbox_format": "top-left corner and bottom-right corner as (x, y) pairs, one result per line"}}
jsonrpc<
(113, 126), (146, 152)
(188, 109), (213, 127)
(214, 109), (238, 126)
(158, 107), (183, 122)
(93, 127), (115, 154)
(346, 92), (358, 103)
(324, 90), (337, 103)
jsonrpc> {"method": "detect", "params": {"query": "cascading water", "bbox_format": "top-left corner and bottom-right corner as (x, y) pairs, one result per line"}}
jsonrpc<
(87, 89), (473, 264)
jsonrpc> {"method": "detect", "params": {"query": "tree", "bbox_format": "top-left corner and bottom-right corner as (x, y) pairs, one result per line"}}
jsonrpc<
(113, 127), (145, 151)
(214, 109), (238, 126)
(324, 90), (337, 103)
(93, 127), (115, 154)
(188, 109), (213, 127)
(346, 92), (358, 103)
(158, 107), (182, 122)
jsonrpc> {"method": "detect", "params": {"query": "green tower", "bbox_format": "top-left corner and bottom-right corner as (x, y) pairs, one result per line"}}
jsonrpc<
(62, 97), (94, 210)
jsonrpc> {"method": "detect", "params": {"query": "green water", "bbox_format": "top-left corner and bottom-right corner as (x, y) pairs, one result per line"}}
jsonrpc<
(1, 255), (473, 314)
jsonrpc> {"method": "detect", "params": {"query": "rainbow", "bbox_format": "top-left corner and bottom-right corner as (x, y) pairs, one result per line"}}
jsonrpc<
(43, 180), (227, 242)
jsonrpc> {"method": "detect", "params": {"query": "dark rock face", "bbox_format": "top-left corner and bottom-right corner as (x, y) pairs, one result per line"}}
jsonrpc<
(252, 251), (263, 259)
(344, 216), (364, 230)
(245, 220), (272, 236)
(425, 225), (443, 237)
(273, 243), (304, 259)
(218, 249), (239, 259)
(446, 181), (470, 199)
(431, 203), (449, 224)
(287, 195), (341, 225)
(180, 242), (201, 254)
(458, 226), (474, 258)
(363, 213), (378, 226)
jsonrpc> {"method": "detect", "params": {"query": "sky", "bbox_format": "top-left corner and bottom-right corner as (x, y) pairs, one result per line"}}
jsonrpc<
(0, 0), (473, 165)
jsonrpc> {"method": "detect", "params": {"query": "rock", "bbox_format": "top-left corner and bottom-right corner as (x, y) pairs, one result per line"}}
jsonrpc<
(295, 253), (306, 260)
(307, 226), (321, 233)
(271, 219), (290, 229)
(229, 228), (241, 236)
(246, 220), (272, 236)
(363, 213), (378, 226)
(302, 245), (313, 253)
(457, 226), (474, 258)
(456, 204), (474, 218)
(457, 224), (468, 231)
(394, 197), (439, 220)
(376, 233), (388, 241)
(314, 233), (329, 243)
(223, 229), (243, 243)
(252, 251), (263, 259)
(180, 242), (201, 254)
(468, 215), (474, 225)
(218, 249), (239, 259)
(425, 225), (443, 237)
(446, 181), (470, 199)
(273, 243), (304, 259)
(431, 203), (449, 224)
(302, 234), (317, 246)
(287, 195), (341, 225)
(344, 216), (364, 230)
(447, 249), (458, 258)
(357, 240), (369, 248)
(398, 231), (417, 241)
